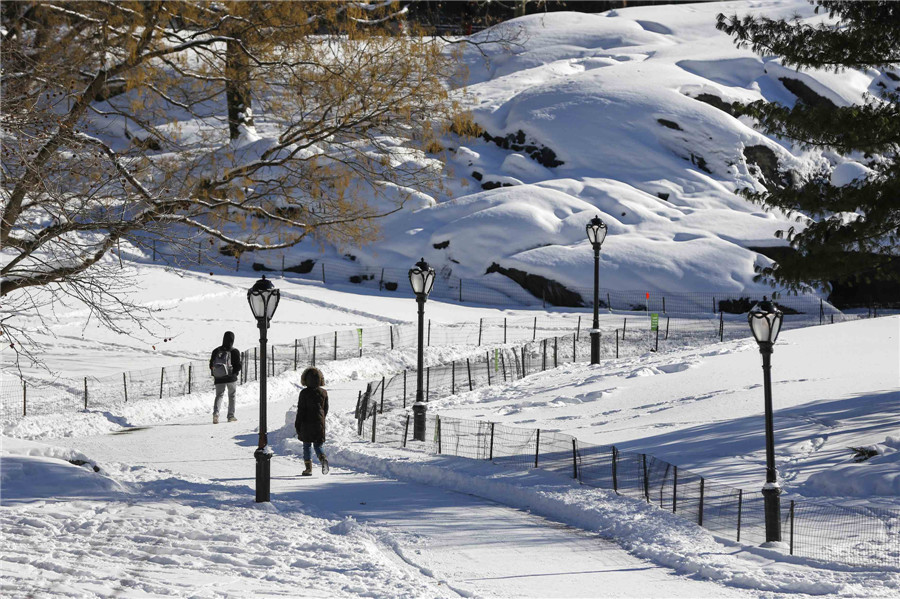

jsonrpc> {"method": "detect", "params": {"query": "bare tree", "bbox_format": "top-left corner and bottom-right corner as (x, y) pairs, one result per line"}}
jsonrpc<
(1, 1), (455, 366)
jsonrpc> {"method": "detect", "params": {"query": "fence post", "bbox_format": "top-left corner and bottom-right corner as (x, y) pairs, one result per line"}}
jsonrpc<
(719, 311), (724, 342)
(542, 339), (547, 371)
(819, 299), (824, 325)
(573, 332), (576, 362)
(607, 292), (611, 311)
(380, 268), (384, 291)
(534, 429), (540, 468)
(662, 296), (666, 314)
(623, 318), (627, 339)
(427, 319), (431, 346)
(122, 373), (128, 403)
(294, 339), (298, 370)
(188, 364), (192, 395)
(333, 331), (337, 361)
(390, 326), (394, 350)
(713, 297), (716, 314)
(159, 367), (165, 399)
(459, 279), (463, 302)
(533, 317), (537, 341)
(554, 337), (558, 368)
(371, 408), (377, 443)
(403, 414), (410, 448)
(665, 316), (670, 340)
(616, 329), (619, 359)
(789, 500), (795, 555)
(466, 359), (473, 391)
(611, 446), (618, 493)
(451, 361), (456, 394)
(521, 347), (526, 376)
(672, 466), (678, 513)
(403, 370), (407, 409)
(84, 377), (89, 410)
(642, 453), (649, 503)
(436, 416), (442, 454)
(322, 262), (326, 283)
(380, 376), (385, 413)
(501, 352), (507, 381)
(478, 318), (483, 346)
(489, 422), (495, 460)
(504, 318), (507, 344)
(576, 315), (581, 340)
(572, 439), (578, 480)
(23, 381), (27, 417)
(737, 489), (743, 542)
(698, 477), (705, 527)
(486, 353), (491, 385)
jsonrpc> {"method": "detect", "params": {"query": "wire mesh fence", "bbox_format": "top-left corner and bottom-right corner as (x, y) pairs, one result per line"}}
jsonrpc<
(355, 336), (900, 570)
(0, 303), (883, 423)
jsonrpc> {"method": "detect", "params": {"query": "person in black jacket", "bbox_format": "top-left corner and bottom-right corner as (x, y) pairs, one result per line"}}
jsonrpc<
(295, 367), (329, 475)
(209, 331), (242, 424)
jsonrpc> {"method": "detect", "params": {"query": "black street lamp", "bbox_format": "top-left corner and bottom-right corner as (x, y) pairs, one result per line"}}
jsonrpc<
(748, 296), (784, 543)
(408, 258), (435, 441)
(586, 215), (608, 365)
(247, 275), (280, 503)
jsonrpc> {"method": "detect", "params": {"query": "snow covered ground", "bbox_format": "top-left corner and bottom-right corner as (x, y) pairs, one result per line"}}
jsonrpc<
(3, 1), (899, 597)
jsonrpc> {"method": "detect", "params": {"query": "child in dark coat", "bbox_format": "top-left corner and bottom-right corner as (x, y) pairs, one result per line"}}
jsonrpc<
(295, 367), (329, 475)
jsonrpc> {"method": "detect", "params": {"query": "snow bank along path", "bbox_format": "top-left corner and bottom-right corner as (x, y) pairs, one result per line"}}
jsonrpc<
(4, 377), (753, 599)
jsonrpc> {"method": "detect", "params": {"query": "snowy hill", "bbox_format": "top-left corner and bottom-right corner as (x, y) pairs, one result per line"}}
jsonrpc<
(240, 0), (885, 302)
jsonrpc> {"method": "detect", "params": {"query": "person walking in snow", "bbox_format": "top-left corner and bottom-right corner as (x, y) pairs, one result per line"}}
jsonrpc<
(295, 367), (329, 475)
(209, 331), (242, 424)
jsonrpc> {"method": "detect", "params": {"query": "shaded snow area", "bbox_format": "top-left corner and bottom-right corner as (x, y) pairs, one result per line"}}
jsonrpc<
(3, 315), (898, 597)
(238, 0), (880, 299)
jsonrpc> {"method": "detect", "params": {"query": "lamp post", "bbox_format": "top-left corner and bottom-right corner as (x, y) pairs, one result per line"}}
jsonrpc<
(748, 296), (784, 543)
(408, 258), (435, 441)
(586, 215), (608, 364)
(247, 275), (280, 503)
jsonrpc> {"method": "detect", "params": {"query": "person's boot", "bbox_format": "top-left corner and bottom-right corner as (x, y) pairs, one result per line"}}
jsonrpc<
(213, 414), (219, 424)
(319, 454), (329, 475)
(301, 460), (313, 476)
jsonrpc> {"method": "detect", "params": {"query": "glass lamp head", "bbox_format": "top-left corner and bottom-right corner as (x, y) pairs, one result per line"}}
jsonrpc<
(586, 215), (608, 248)
(408, 258), (435, 298)
(748, 296), (783, 345)
(247, 275), (280, 323)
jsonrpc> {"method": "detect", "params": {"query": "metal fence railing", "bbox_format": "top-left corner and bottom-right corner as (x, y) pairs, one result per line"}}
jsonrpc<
(0, 304), (875, 422)
(355, 332), (900, 570)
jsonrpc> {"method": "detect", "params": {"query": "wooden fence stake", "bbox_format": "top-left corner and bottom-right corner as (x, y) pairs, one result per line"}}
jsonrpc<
(159, 367), (165, 399)
(534, 429), (540, 468)
(123, 373), (128, 403)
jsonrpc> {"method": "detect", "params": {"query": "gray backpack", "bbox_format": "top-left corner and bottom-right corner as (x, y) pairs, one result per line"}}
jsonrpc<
(212, 348), (232, 378)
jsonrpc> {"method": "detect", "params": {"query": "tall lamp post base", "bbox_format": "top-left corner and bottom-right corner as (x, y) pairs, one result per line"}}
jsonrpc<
(412, 402), (427, 442)
(762, 482), (782, 542)
(255, 447), (272, 503)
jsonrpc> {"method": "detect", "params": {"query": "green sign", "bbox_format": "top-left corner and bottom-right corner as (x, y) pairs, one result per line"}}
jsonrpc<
(650, 313), (659, 331)
(494, 348), (500, 372)
(357, 328), (363, 348)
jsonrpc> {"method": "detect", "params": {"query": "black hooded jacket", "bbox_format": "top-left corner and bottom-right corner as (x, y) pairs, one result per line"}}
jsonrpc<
(295, 367), (329, 444)
(210, 331), (242, 384)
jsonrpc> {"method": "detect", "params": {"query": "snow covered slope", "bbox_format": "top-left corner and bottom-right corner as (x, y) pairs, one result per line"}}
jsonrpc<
(250, 0), (881, 301)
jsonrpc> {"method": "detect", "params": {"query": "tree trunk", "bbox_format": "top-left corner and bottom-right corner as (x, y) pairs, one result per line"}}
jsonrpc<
(225, 38), (254, 141)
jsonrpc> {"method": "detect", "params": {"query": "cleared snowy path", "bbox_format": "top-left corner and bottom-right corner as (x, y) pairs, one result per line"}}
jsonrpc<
(48, 380), (752, 598)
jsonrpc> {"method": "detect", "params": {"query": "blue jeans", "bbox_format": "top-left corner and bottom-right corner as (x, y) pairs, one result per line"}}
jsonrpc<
(303, 442), (324, 461)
